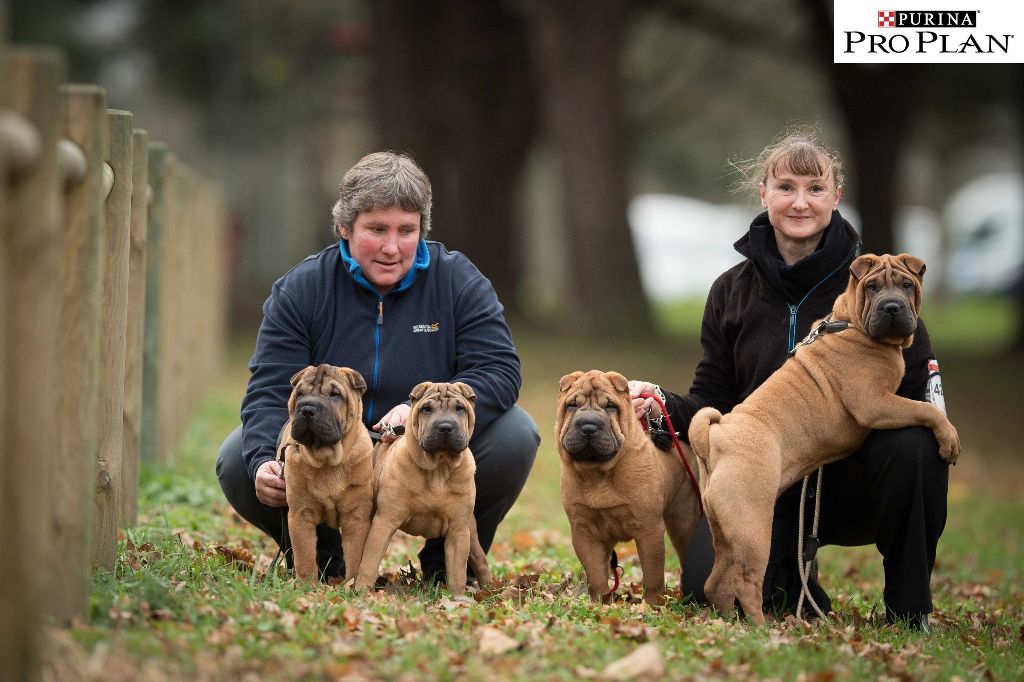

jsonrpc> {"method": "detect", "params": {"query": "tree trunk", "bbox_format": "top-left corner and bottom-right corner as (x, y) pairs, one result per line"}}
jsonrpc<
(370, 0), (537, 311)
(803, 0), (918, 255)
(526, 0), (653, 334)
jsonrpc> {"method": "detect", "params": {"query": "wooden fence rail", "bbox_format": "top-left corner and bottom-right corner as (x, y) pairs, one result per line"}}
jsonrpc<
(1, 43), (229, 682)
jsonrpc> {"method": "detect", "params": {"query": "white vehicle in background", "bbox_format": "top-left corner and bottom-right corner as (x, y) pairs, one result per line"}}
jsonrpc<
(629, 172), (1023, 301)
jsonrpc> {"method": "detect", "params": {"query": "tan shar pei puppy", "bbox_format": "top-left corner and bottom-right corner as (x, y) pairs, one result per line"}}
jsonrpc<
(355, 381), (491, 595)
(278, 364), (374, 582)
(688, 253), (961, 623)
(557, 370), (702, 604)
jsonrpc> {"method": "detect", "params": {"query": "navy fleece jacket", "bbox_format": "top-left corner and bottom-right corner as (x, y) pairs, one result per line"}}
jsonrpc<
(240, 239), (522, 481)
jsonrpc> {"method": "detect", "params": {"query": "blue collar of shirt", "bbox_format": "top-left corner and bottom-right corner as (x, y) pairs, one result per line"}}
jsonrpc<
(338, 238), (431, 296)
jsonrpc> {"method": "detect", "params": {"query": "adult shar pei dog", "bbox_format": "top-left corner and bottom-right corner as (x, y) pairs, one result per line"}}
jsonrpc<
(355, 381), (491, 595)
(278, 364), (374, 582)
(688, 253), (961, 623)
(557, 370), (702, 604)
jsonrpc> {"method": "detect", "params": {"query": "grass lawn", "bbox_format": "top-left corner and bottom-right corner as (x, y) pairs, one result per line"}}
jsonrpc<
(48, 308), (1024, 681)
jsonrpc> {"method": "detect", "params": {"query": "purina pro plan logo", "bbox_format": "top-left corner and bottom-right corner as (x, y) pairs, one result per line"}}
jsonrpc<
(834, 1), (1024, 63)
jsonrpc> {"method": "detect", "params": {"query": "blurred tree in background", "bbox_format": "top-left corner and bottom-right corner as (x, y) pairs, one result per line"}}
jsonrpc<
(8, 0), (1021, 344)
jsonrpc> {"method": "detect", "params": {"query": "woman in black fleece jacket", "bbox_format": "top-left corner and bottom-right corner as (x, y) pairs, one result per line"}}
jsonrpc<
(631, 132), (948, 630)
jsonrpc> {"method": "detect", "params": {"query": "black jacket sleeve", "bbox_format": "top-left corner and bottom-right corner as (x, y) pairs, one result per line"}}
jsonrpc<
(450, 267), (522, 434)
(240, 280), (314, 482)
(664, 277), (741, 442)
(897, 318), (933, 402)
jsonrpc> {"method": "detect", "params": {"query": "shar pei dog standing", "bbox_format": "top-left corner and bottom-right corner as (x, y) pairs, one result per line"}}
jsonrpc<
(278, 365), (374, 582)
(557, 370), (702, 604)
(355, 381), (491, 595)
(689, 253), (961, 623)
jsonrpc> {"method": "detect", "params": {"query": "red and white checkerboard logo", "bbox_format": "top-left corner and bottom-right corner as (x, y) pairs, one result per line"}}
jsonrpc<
(878, 10), (895, 27)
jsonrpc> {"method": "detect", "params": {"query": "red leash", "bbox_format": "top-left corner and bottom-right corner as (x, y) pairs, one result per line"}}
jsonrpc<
(638, 392), (703, 518)
(604, 392), (705, 599)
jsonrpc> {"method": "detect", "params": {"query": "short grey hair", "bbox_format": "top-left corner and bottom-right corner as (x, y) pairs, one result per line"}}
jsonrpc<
(331, 151), (433, 239)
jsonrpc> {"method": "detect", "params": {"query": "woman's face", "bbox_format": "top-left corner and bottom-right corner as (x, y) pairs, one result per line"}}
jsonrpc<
(340, 206), (422, 294)
(759, 167), (842, 244)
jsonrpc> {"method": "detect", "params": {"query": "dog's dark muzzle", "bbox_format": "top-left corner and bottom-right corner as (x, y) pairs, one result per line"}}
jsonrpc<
(562, 413), (619, 462)
(420, 418), (469, 454)
(867, 295), (917, 339)
(290, 396), (344, 447)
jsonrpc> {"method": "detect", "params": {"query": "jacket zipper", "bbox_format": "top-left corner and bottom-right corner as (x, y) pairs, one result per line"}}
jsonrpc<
(367, 297), (383, 422)
(784, 245), (860, 353)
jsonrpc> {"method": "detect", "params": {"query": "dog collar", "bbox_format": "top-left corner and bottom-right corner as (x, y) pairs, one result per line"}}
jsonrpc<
(789, 315), (850, 357)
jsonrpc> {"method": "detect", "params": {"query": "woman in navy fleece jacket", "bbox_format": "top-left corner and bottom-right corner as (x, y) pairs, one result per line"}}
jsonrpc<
(217, 151), (539, 583)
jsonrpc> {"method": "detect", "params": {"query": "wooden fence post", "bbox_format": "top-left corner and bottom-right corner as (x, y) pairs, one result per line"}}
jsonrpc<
(52, 83), (108, 622)
(93, 109), (132, 569)
(121, 128), (148, 527)
(0, 46), (65, 682)
(157, 153), (179, 461)
(141, 142), (166, 463)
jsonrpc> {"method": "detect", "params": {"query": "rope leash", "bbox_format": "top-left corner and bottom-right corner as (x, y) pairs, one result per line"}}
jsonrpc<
(796, 466), (827, 620)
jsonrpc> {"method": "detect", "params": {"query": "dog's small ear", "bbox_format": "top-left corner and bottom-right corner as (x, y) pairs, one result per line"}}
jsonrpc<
(559, 371), (584, 393)
(604, 371), (629, 393)
(849, 254), (879, 280)
(453, 382), (477, 404)
(896, 253), (926, 278)
(289, 366), (314, 387)
(409, 381), (433, 402)
(343, 368), (367, 395)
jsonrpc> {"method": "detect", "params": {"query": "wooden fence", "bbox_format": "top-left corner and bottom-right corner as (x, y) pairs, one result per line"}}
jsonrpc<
(1, 46), (229, 681)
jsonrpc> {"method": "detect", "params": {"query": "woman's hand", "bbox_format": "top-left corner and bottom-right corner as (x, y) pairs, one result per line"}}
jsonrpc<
(255, 459), (287, 507)
(628, 380), (664, 422)
(374, 403), (412, 444)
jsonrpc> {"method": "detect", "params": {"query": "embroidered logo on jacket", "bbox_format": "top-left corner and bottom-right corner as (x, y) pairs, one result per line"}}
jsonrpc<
(412, 323), (440, 333)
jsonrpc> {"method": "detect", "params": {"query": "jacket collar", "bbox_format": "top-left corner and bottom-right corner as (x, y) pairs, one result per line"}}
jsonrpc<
(735, 210), (861, 304)
(338, 239), (431, 296)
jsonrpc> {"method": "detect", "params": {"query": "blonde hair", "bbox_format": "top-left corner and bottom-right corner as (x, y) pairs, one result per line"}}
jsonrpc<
(732, 126), (844, 200)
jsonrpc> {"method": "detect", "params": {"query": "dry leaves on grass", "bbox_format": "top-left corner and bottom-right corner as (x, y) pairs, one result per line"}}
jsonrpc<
(477, 626), (522, 656)
(602, 642), (664, 681)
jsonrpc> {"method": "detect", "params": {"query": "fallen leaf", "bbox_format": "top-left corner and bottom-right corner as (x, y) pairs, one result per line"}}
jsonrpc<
(602, 642), (664, 680)
(477, 626), (521, 656)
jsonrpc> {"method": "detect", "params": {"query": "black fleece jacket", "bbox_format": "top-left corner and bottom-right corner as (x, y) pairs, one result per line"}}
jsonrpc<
(665, 210), (934, 439)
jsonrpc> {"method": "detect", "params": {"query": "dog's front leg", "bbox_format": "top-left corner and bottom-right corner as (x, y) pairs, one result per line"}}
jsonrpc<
(288, 507), (319, 582)
(443, 524), (471, 596)
(354, 512), (401, 590)
(571, 527), (613, 603)
(338, 485), (373, 582)
(634, 522), (668, 605)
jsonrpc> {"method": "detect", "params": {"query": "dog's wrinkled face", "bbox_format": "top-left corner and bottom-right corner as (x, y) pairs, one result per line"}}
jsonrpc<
(556, 370), (630, 464)
(847, 253), (925, 345)
(408, 381), (476, 455)
(288, 365), (366, 449)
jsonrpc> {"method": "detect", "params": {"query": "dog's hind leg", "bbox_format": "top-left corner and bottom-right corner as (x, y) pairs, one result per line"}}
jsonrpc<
(665, 489), (701, 594)
(467, 517), (492, 586)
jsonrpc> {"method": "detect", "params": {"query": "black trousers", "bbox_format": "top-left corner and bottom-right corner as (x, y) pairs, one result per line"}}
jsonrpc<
(681, 426), (949, 618)
(216, 405), (540, 580)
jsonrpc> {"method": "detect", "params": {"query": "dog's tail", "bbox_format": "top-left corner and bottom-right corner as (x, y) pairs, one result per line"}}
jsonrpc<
(687, 407), (722, 464)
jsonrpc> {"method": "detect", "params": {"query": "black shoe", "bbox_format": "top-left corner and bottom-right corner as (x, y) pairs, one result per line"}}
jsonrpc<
(315, 525), (345, 582)
(887, 610), (931, 633)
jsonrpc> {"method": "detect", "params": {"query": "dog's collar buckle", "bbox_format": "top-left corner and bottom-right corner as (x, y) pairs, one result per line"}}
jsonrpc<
(789, 316), (850, 357)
